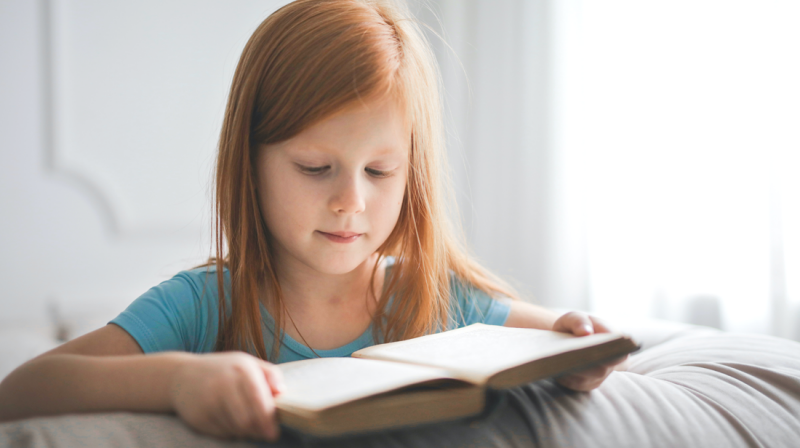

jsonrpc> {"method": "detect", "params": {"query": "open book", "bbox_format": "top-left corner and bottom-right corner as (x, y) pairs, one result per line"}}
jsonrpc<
(275, 323), (638, 437)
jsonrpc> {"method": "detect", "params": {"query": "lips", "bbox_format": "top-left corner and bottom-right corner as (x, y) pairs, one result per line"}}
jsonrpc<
(325, 231), (361, 238)
(317, 230), (363, 243)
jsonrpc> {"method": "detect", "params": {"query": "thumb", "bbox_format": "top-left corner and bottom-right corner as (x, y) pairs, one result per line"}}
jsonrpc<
(260, 362), (286, 396)
(575, 315), (594, 336)
(555, 311), (594, 336)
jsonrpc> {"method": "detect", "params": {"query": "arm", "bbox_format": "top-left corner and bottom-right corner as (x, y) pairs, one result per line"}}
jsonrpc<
(0, 352), (194, 417)
(503, 301), (628, 391)
(0, 324), (284, 441)
(0, 324), (174, 419)
(501, 299), (559, 330)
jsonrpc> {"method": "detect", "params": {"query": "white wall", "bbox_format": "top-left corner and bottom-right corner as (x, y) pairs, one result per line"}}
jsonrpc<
(5, 0), (795, 341)
(0, 0), (566, 335)
(0, 0), (287, 330)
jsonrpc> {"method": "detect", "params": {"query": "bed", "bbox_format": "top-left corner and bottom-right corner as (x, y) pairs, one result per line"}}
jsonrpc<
(1, 317), (798, 447)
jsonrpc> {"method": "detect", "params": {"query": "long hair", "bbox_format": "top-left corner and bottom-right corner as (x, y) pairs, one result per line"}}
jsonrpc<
(213, 0), (517, 361)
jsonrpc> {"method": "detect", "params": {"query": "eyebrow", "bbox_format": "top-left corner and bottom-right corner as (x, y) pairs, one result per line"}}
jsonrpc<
(296, 143), (407, 157)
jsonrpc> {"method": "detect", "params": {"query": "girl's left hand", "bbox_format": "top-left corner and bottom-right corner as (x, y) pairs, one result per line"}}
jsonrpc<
(551, 311), (629, 392)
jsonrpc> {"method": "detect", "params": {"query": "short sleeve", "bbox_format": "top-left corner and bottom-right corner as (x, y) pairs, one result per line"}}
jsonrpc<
(109, 270), (222, 354)
(448, 276), (511, 329)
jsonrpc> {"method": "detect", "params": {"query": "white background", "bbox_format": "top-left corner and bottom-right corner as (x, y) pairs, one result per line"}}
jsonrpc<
(1, 0), (798, 342)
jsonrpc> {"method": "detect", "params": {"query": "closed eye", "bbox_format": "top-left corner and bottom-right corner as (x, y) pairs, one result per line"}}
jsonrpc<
(366, 167), (392, 178)
(297, 164), (329, 175)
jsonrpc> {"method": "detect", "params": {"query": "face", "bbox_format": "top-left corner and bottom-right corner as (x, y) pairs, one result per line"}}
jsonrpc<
(256, 97), (409, 277)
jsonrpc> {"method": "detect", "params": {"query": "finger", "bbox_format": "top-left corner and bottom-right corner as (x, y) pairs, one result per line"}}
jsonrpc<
(214, 394), (241, 438)
(201, 417), (235, 440)
(613, 357), (630, 371)
(261, 363), (286, 396)
(553, 311), (591, 335)
(585, 365), (614, 387)
(240, 365), (280, 441)
(557, 365), (612, 391)
(580, 364), (613, 379)
(203, 380), (239, 437)
(234, 374), (266, 441)
(563, 376), (603, 392)
(565, 312), (594, 336)
(561, 362), (613, 386)
(600, 354), (629, 368)
(557, 374), (595, 391)
(223, 381), (257, 439)
(589, 315), (612, 334)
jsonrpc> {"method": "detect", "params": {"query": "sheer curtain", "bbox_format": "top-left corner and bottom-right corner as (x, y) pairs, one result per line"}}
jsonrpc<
(426, 0), (799, 340)
(557, 0), (800, 338)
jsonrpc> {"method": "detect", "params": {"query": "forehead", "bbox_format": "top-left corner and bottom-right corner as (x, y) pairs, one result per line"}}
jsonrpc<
(280, 96), (411, 157)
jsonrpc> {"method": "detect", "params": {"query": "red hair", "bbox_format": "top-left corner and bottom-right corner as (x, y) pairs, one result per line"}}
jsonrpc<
(212, 0), (516, 361)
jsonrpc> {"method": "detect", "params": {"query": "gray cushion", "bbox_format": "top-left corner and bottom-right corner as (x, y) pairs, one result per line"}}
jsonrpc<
(2, 328), (799, 448)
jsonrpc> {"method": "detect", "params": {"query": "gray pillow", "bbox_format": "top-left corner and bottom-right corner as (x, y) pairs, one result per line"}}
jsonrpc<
(2, 329), (799, 448)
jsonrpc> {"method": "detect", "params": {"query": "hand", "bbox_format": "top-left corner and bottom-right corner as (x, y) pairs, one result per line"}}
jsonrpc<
(552, 311), (629, 392)
(169, 352), (286, 441)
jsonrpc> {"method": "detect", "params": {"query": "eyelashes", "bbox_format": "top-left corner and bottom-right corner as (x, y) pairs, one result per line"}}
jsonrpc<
(298, 165), (328, 175)
(365, 167), (391, 178)
(296, 164), (392, 178)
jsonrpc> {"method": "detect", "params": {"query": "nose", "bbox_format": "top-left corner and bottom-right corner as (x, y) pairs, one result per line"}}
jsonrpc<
(328, 171), (366, 215)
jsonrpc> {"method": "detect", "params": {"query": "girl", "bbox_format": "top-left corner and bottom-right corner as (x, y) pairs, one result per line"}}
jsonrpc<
(0, 0), (625, 442)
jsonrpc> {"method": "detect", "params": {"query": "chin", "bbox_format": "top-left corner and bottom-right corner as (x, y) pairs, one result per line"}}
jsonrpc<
(310, 253), (372, 275)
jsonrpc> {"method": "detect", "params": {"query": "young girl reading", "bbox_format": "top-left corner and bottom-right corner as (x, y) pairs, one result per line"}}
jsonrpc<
(0, 0), (625, 442)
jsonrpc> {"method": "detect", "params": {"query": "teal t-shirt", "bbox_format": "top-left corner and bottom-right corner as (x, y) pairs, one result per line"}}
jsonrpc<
(110, 258), (510, 363)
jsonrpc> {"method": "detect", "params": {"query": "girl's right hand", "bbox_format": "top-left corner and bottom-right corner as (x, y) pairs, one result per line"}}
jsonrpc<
(169, 352), (286, 441)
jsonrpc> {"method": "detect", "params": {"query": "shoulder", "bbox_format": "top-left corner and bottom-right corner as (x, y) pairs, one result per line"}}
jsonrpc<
(109, 265), (230, 353)
(175, 265), (229, 295)
(447, 272), (511, 328)
(382, 257), (510, 327)
(136, 266), (229, 310)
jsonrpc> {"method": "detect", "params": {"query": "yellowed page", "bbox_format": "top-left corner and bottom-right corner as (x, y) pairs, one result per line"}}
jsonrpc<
(352, 324), (623, 384)
(274, 357), (456, 412)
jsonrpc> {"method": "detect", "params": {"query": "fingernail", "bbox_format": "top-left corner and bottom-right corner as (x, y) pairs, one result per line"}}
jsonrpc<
(583, 324), (593, 334)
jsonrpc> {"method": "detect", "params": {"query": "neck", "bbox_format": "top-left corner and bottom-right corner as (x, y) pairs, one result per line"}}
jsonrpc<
(265, 247), (389, 351)
(273, 252), (384, 316)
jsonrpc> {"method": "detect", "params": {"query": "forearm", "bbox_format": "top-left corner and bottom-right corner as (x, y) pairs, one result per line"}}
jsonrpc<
(502, 299), (559, 330)
(0, 352), (192, 422)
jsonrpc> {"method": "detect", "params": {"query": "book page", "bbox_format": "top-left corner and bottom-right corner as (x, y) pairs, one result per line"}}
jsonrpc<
(353, 324), (622, 384)
(274, 357), (456, 412)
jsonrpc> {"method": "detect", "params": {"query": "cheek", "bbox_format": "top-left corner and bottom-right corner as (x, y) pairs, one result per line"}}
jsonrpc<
(258, 164), (313, 236)
(371, 177), (406, 228)
(257, 175), (280, 234)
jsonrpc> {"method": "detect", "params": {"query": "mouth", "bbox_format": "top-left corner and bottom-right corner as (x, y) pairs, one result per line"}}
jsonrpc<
(317, 230), (363, 243)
